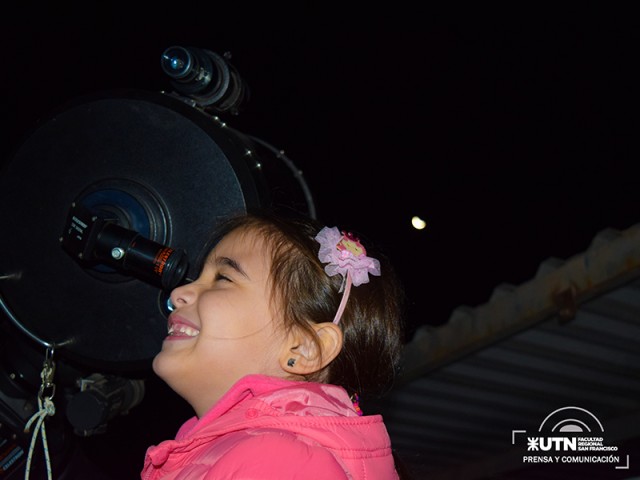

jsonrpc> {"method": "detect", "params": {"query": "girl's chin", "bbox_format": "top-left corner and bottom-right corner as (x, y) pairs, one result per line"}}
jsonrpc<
(151, 350), (173, 379)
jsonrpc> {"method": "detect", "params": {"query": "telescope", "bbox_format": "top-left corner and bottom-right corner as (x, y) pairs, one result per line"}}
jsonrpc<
(0, 45), (315, 478)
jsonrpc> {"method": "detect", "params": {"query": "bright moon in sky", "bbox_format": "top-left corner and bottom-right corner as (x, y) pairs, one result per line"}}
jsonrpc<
(411, 216), (426, 230)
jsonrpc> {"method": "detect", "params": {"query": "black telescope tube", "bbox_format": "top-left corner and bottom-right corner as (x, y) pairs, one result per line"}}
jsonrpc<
(94, 223), (189, 290)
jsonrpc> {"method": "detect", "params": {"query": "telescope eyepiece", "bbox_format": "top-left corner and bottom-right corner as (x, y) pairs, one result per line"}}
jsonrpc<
(160, 45), (249, 114)
(161, 46), (194, 80)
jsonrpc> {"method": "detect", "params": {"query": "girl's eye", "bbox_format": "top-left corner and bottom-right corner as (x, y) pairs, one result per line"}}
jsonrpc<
(215, 272), (231, 282)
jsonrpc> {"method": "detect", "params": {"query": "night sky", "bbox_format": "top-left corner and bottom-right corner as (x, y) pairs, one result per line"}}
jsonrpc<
(4, 19), (639, 338)
(2, 12), (640, 477)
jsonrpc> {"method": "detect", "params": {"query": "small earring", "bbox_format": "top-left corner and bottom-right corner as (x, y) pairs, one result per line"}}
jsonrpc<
(287, 358), (296, 367)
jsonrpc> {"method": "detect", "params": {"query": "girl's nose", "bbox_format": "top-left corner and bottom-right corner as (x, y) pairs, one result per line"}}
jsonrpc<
(169, 282), (197, 309)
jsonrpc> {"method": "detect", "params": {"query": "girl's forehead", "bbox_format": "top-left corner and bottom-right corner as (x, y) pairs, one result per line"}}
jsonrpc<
(225, 226), (266, 247)
(208, 227), (271, 260)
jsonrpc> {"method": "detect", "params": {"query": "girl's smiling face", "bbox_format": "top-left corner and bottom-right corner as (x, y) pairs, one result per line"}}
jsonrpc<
(152, 227), (288, 416)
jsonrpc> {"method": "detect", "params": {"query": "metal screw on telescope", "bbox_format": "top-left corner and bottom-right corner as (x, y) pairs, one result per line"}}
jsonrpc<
(111, 248), (125, 260)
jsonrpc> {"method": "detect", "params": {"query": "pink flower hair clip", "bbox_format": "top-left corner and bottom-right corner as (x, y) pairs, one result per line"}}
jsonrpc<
(315, 226), (381, 324)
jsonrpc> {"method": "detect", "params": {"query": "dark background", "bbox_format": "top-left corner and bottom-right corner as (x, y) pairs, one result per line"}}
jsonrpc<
(2, 10), (639, 478)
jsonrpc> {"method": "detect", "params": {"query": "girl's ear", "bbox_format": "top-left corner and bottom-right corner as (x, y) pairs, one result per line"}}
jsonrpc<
(281, 323), (343, 376)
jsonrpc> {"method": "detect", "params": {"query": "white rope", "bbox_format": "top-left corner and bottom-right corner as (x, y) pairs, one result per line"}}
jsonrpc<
(24, 395), (56, 480)
(24, 347), (56, 480)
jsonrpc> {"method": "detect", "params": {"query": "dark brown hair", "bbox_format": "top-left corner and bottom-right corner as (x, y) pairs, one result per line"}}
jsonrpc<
(196, 209), (406, 396)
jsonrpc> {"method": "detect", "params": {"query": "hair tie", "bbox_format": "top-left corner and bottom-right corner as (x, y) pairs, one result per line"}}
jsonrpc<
(315, 227), (381, 324)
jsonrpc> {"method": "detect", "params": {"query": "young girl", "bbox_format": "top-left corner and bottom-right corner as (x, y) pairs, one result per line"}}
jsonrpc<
(141, 210), (407, 479)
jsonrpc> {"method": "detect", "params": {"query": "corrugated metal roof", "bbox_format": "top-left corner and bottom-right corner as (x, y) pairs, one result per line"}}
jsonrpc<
(374, 223), (640, 479)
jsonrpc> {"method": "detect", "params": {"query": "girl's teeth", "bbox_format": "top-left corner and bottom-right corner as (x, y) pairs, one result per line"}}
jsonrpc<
(168, 325), (199, 337)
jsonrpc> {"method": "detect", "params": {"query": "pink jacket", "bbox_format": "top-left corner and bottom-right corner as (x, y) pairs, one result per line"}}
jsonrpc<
(141, 375), (399, 479)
